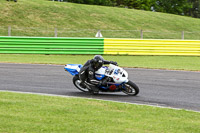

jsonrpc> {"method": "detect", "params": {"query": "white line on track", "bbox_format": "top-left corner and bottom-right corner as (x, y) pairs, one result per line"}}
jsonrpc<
(1, 90), (199, 113)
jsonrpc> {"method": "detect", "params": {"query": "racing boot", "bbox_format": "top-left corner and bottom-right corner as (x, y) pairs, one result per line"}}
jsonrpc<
(90, 86), (99, 95)
(85, 81), (99, 94)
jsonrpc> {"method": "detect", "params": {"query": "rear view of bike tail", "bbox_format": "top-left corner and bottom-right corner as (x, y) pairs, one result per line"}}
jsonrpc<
(64, 64), (90, 92)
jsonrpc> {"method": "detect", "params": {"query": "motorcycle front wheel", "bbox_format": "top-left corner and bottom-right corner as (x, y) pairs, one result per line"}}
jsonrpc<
(73, 75), (89, 93)
(122, 81), (139, 96)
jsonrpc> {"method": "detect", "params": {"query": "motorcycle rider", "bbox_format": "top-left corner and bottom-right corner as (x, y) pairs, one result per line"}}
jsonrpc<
(79, 55), (117, 94)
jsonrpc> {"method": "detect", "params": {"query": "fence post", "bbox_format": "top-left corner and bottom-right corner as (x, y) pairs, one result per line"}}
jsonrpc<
(140, 29), (143, 39)
(54, 28), (57, 37)
(182, 31), (184, 40)
(8, 26), (11, 36)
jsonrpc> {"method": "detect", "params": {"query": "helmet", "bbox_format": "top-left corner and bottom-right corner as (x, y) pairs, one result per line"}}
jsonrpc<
(92, 55), (104, 70)
(93, 55), (104, 61)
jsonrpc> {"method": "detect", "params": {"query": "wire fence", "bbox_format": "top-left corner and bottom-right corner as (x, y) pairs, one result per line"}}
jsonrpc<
(0, 26), (200, 40)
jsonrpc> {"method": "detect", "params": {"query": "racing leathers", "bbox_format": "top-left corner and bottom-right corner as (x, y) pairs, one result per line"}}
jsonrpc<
(79, 59), (117, 93)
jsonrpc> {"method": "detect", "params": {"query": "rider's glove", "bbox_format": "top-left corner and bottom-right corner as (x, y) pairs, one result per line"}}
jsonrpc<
(110, 61), (118, 66)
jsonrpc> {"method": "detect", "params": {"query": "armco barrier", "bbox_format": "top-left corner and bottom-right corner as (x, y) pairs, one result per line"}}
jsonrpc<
(0, 36), (104, 54)
(104, 39), (200, 56)
(0, 37), (200, 56)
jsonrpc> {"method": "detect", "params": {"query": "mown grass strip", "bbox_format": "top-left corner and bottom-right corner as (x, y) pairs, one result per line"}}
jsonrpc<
(0, 91), (200, 133)
(0, 54), (200, 71)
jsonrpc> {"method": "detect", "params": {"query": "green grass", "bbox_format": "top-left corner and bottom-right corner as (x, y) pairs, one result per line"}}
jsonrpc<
(0, 91), (200, 133)
(0, 54), (200, 71)
(0, 0), (200, 39)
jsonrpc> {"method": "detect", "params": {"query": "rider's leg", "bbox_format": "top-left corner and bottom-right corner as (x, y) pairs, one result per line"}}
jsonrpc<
(84, 81), (99, 94)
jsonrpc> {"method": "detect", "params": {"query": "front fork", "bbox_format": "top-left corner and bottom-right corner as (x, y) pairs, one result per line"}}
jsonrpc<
(121, 79), (129, 90)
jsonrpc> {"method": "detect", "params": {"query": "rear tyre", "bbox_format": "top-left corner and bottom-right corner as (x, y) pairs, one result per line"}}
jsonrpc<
(122, 81), (139, 96)
(73, 75), (89, 93)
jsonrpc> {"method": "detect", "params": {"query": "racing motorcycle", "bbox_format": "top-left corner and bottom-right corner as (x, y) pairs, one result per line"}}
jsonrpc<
(64, 64), (139, 96)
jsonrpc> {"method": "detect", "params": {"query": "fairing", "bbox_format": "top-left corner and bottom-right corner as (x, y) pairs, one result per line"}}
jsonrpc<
(64, 64), (82, 76)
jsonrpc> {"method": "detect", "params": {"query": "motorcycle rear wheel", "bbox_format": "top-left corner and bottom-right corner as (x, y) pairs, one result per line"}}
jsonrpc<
(122, 81), (139, 96)
(73, 75), (89, 93)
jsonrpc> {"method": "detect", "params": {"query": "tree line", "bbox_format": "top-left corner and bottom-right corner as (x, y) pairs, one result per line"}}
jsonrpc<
(63, 0), (200, 18)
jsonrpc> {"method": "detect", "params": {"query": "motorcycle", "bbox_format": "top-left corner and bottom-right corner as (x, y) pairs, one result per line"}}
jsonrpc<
(64, 64), (139, 96)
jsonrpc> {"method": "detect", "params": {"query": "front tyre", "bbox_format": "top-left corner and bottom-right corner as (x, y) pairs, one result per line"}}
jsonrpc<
(73, 75), (89, 93)
(122, 81), (139, 96)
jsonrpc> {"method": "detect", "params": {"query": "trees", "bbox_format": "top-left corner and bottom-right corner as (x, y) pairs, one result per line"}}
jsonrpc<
(61, 0), (200, 18)
(153, 0), (192, 15)
(188, 0), (200, 18)
(153, 0), (200, 18)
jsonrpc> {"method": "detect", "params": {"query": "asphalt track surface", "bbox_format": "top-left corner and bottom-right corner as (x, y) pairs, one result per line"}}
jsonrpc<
(0, 63), (200, 112)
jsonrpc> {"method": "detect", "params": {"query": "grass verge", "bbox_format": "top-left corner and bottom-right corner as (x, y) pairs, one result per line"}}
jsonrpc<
(0, 91), (200, 133)
(0, 0), (200, 39)
(0, 54), (200, 71)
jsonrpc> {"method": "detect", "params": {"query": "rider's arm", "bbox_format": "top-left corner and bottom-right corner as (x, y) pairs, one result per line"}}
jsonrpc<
(83, 60), (91, 67)
(104, 60), (118, 65)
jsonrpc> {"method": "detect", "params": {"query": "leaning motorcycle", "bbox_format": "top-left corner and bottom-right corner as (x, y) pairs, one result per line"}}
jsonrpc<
(64, 64), (139, 96)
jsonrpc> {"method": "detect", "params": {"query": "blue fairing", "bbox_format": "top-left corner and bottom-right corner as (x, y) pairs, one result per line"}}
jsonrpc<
(95, 74), (105, 80)
(64, 64), (83, 76)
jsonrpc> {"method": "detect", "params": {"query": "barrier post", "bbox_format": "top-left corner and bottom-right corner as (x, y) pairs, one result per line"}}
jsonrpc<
(182, 31), (184, 40)
(8, 26), (11, 36)
(55, 28), (57, 37)
(140, 29), (143, 39)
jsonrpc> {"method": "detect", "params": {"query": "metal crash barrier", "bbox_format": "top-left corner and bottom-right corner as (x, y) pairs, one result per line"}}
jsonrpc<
(0, 36), (200, 56)
(104, 39), (200, 56)
(0, 36), (104, 54)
